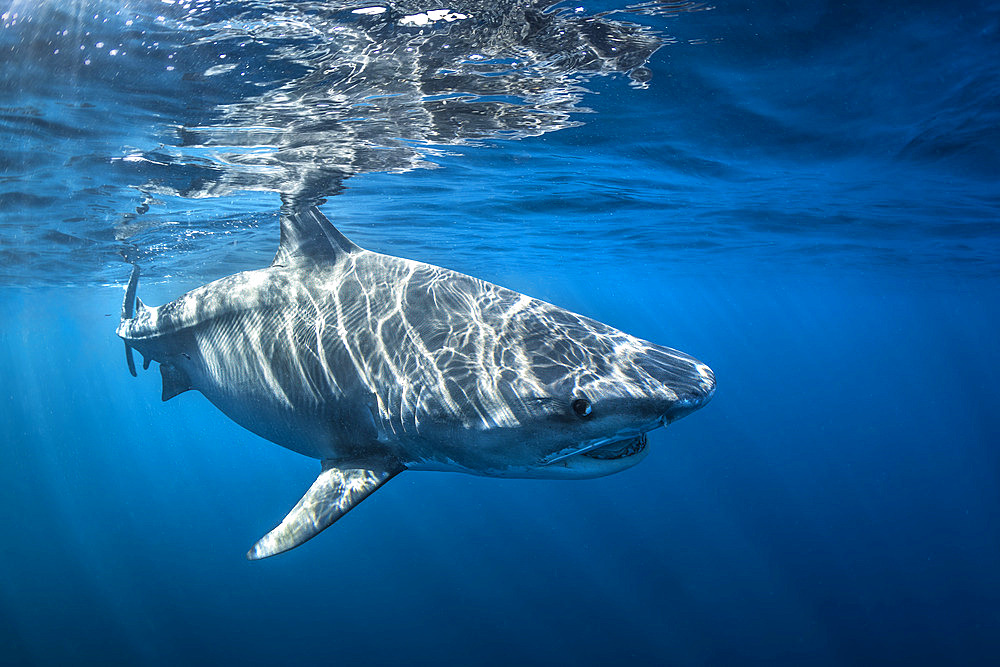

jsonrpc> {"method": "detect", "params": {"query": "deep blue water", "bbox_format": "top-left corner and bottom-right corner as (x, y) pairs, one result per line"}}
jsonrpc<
(2, 1), (999, 665)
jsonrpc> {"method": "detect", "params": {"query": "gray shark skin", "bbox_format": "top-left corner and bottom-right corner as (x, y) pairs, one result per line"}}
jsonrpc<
(118, 208), (715, 559)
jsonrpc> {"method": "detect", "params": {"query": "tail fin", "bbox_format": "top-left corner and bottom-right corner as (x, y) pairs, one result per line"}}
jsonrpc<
(122, 265), (139, 377)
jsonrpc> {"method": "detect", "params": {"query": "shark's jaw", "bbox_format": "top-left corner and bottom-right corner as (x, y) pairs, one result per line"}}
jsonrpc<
(539, 432), (651, 479)
(458, 430), (654, 480)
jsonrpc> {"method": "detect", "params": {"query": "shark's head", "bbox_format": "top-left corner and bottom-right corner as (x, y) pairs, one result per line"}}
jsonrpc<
(499, 307), (716, 478)
(408, 295), (716, 479)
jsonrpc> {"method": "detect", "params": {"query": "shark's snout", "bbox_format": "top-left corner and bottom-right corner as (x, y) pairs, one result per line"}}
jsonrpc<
(635, 343), (716, 423)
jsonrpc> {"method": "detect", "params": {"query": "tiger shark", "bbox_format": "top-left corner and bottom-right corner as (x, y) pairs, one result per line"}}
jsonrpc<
(118, 207), (715, 559)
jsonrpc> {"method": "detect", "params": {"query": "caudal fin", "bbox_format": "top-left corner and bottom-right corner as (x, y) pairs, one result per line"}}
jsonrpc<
(122, 265), (140, 377)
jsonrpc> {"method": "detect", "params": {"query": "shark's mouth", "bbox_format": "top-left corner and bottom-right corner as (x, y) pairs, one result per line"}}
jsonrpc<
(580, 433), (648, 460)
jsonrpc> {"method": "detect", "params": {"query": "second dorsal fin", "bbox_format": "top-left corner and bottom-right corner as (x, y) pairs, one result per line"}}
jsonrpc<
(272, 206), (362, 268)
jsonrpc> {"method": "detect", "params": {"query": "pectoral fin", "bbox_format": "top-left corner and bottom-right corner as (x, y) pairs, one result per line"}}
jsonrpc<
(247, 460), (404, 561)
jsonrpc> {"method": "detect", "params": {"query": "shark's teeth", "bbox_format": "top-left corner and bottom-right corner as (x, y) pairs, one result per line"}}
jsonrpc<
(539, 431), (650, 466)
(581, 433), (648, 460)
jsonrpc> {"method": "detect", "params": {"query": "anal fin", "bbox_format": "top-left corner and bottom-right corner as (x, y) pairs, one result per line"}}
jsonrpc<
(247, 460), (404, 561)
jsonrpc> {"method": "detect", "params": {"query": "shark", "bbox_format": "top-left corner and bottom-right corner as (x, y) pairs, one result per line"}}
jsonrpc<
(118, 207), (716, 559)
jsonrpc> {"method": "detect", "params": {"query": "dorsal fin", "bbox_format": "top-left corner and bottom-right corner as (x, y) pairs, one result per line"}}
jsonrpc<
(272, 206), (362, 267)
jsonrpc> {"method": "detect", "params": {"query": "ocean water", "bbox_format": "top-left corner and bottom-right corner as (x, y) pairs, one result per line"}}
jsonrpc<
(1, 0), (998, 664)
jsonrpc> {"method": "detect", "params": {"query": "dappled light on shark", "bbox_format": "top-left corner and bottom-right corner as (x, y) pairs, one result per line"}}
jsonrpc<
(118, 207), (715, 559)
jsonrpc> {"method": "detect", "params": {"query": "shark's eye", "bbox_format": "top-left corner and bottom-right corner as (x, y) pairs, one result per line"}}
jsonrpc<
(572, 398), (593, 419)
